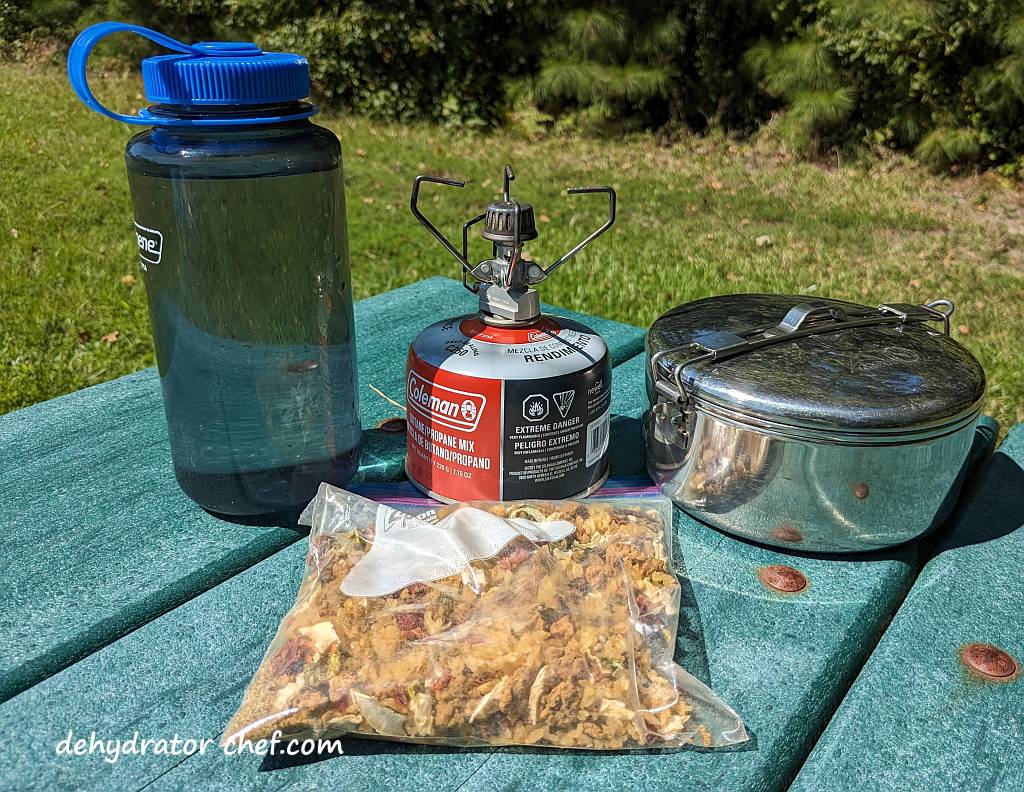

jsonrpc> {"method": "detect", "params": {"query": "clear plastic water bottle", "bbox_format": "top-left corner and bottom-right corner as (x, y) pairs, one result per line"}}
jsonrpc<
(69, 23), (361, 516)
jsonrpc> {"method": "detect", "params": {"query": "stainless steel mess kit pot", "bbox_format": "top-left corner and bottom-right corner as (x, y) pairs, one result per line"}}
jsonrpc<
(644, 294), (986, 552)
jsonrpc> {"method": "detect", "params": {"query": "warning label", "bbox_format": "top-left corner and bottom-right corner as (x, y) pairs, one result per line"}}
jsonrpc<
(501, 358), (611, 499)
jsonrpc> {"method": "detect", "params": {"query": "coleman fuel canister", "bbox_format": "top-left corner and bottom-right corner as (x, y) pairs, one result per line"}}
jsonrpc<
(406, 165), (617, 502)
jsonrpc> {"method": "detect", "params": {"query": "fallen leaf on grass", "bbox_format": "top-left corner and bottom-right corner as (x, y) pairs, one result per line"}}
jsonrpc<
(909, 278), (922, 288)
(355, 148), (366, 157)
(121, 274), (136, 286)
(9, 228), (17, 238)
(362, 196), (374, 204)
(755, 235), (772, 247)
(539, 214), (550, 223)
(101, 331), (120, 345)
(958, 325), (971, 335)
(708, 179), (722, 190)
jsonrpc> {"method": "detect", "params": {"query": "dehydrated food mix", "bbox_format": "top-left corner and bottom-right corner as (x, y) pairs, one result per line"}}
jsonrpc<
(223, 485), (746, 750)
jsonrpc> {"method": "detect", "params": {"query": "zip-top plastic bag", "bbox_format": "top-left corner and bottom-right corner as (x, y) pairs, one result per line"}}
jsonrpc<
(223, 483), (747, 750)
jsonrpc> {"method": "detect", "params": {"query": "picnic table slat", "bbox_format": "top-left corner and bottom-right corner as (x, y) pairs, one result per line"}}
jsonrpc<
(0, 277), (645, 705)
(0, 341), (998, 792)
(790, 423), (1024, 791)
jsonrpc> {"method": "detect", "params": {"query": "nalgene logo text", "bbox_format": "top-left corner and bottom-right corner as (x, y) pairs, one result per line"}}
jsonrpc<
(134, 221), (163, 268)
(407, 371), (485, 433)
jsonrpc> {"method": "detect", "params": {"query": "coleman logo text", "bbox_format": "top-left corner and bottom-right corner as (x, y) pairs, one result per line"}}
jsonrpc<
(134, 221), (163, 268)
(407, 371), (486, 433)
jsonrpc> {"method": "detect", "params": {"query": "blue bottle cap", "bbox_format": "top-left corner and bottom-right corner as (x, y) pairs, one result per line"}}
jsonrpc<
(68, 22), (317, 126)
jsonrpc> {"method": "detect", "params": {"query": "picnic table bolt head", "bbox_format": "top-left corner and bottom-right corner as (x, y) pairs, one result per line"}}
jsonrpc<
(771, 523), (803, 543)
(961, 643), (1018, 680)
(758, 565), (808, 593)
(377, 417), (408, 434)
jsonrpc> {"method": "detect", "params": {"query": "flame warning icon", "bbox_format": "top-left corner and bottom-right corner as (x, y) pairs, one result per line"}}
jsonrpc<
(552, 390), (575, 418)
(523, 394), (549, 422)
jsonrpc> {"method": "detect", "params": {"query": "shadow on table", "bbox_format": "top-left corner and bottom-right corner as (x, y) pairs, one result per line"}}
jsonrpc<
(258, 737), (486, 770)
(608, 415), (646, 478)
(199, 425), (416, 533)
(205, 508), (307, 531)
(259, 729), (757, 771)
(935, 450), (1024, 552)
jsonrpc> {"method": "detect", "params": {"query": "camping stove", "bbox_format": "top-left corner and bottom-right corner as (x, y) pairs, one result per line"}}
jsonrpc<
(405, 165), (617, 501)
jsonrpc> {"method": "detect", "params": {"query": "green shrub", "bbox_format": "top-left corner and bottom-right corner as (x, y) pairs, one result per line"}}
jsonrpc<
(743, 32), (853, 151)
(744, 0), (1024, 169)
(1, 0), (222, 52)
(3, 0), (546, 126)
(7, 0), (1024, 168)
(523, 4), (680, 132)
(522, 1), (777, 134)
(228, 0), (547, 126)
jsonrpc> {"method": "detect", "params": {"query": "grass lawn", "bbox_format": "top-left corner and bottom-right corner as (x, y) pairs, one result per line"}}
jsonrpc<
(2, 63), (1023, 431)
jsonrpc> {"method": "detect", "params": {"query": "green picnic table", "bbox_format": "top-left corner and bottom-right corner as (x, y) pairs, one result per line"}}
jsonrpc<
(1, 277), (1021, 791)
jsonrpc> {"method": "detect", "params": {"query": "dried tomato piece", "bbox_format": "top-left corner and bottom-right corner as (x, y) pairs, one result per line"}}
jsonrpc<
(496, 543), (530, 571)
(269, 636), (313, 677)
(306, 535), (334, 569)
(395, 611), (427, 640)
(385, 582), (430, 600)
(389, 684), (410, 707)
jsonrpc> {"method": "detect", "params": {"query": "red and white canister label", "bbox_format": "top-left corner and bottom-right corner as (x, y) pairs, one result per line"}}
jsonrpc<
(405, 315), (611, 502)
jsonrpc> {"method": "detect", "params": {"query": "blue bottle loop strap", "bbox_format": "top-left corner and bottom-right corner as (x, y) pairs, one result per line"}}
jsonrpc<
(67, 22), (316, 127)
(69, 22), (210, 125)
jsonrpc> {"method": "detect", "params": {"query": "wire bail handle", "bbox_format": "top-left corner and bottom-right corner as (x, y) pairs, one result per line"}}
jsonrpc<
(649, 298), (958, 408)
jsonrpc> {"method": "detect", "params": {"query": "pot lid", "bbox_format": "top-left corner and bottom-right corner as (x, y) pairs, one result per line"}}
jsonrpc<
(647, 293), (985, 432)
